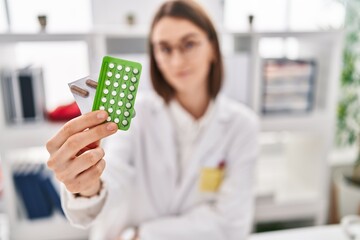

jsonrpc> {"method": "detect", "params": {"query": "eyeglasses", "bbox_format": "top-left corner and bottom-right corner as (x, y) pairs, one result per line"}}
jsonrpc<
(153, 40), (204, 62)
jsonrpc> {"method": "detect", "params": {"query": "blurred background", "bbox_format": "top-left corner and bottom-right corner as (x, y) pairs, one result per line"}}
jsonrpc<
(0, 0), (358, 239)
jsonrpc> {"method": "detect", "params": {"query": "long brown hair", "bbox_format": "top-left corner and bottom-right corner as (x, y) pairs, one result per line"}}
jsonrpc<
(149, 0), (223, 103)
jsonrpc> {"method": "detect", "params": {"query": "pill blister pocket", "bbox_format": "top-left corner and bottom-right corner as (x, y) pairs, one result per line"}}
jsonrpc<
(68, 76), (97, 114)
(92, 56), (142, 131)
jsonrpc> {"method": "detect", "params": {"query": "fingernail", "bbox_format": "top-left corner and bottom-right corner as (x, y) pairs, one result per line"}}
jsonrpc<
(107, 123), (117, 131)
(97, 112), (107, 119)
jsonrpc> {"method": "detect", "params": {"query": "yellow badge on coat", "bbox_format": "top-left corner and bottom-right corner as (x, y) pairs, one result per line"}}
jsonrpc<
(199, 168), (224, 192)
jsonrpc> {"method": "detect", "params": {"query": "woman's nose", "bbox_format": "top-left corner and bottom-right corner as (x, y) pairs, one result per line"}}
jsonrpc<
(169, 49), (186, 67)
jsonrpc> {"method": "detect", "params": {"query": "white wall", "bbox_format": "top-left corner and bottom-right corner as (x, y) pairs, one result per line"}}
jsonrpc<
(7, 0), (92, 32)
(91, 0), (164, 31)
(91, 0), (224, 31)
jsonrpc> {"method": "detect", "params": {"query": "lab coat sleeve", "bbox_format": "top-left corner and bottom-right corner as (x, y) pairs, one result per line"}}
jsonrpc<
(60, 127), (136, 229)
(60, 182), (107, 228)
(139, 115), (259, 240)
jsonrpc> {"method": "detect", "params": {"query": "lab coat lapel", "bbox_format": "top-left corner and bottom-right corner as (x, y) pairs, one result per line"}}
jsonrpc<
(171, 97), (230, 211)
(147, 100), (178, 214)
(154, 107), (178, 179)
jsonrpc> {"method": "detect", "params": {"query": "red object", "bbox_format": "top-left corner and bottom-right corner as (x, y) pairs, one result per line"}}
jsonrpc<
(218, 160), (226, 170)
(47, 101), (81, 122)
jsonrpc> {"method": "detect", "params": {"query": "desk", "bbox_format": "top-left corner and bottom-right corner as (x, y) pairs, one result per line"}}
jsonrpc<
(249, 225), (348, 240)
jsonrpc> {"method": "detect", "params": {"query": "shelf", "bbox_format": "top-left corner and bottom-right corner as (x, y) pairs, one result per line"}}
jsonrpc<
(255, 197), (324, 223)
(10, 213), (88, 240)
(0, 30), (342, 42)
(0, 32), (92, 43)
(0, 121), (63, 152)
(251, 30), (342, 38)
(92, 26), (148, 37)
(249, 225), (346, 240)
(260, 112), (329, 132)
(0, 29), (148, 43)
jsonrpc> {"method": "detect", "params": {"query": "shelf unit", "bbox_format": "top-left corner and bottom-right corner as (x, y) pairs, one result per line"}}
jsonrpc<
(239, 31), (343, 225)
(0, 33), (92, 240)
(0, 29), (343, 237)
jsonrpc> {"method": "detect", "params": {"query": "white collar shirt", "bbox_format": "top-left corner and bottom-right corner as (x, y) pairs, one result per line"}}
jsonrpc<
(167, 99), (215, 183)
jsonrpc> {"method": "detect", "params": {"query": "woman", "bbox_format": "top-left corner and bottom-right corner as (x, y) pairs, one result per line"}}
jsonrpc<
(46, 1), (259, 239)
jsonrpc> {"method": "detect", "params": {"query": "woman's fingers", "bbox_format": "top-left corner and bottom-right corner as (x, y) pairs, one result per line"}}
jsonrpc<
(46, 110), (109, 154)
(68, 147), (105, 178)
(60, 122), (117, 160)
(49, 147), (106, 194)
(86, 140), (101, 149)
(46, 110), (115, 197)
(51, 147), (104, 180)
(76, 140), (101, 156)
(65, 159), (106, 194)
(48, 121), (117, 168)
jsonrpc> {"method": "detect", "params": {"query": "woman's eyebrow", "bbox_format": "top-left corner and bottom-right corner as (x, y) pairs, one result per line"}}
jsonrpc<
(154, 41), (169, 46)
(154, 32), (201, 45)
(180, 33), (200, 41)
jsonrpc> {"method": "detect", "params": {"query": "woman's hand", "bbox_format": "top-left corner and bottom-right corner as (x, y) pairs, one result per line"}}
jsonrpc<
(116, 226), (140, 240)
(46, 110), (118, 197)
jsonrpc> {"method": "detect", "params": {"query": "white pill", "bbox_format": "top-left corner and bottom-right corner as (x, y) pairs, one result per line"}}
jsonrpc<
(131, 77), (137, 83)
(99, 106), (105, 110)
(109, 63), (115, 68)
(108, 108), (113, 113)
(114, 118), (119, 123)
(113, 82), (119, 87)
(129, 86), (135, 91)
(122, 120), (128, 125)
(122, 84), (127, 89)
(125, 67), (131, 72)
(107, 72), (112, 77)
(133, 68), (139, 74)
(102, 97), (107, 103)
(126, 103), (132, 109)
(116, 109), (121, 115)
(128, 94), (133, 100)
(107, 116), (111, 121)
(110, 99), (115, 104)
(118, 101), (123, 106)
(105, 80), (111, 86)
(117, 65), (122, 71)
(119, 92), (125, 98)
(115, 73), (120, 79)
(112, 90), (117, 96)
(103, 89), (109, 94)
(124, 111), (130, 117)
(123, 75), (129, 81)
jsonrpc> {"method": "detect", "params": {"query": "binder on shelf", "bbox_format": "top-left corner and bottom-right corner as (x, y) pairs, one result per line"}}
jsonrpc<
(36, 169), (64, 215)
(12, 163), (63, 220)
(261, 58), (317, 115)
(0, 67), (46, 124)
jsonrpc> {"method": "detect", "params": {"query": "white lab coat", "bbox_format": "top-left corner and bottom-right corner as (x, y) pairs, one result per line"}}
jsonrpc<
(61, 91), (259, 240)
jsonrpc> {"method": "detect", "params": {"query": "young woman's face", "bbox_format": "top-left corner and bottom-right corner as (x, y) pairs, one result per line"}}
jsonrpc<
(152, 17), (214, 96)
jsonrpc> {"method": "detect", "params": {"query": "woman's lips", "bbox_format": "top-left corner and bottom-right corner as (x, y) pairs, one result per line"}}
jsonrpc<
(175, 70), (191, 78)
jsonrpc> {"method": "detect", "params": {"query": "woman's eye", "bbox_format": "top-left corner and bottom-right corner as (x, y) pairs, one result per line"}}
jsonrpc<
(160, 46), (171, 54)
(184, 41), (196, 50)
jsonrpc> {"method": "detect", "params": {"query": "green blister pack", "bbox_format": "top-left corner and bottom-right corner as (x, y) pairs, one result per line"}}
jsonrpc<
(92, 56), (142, 130)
